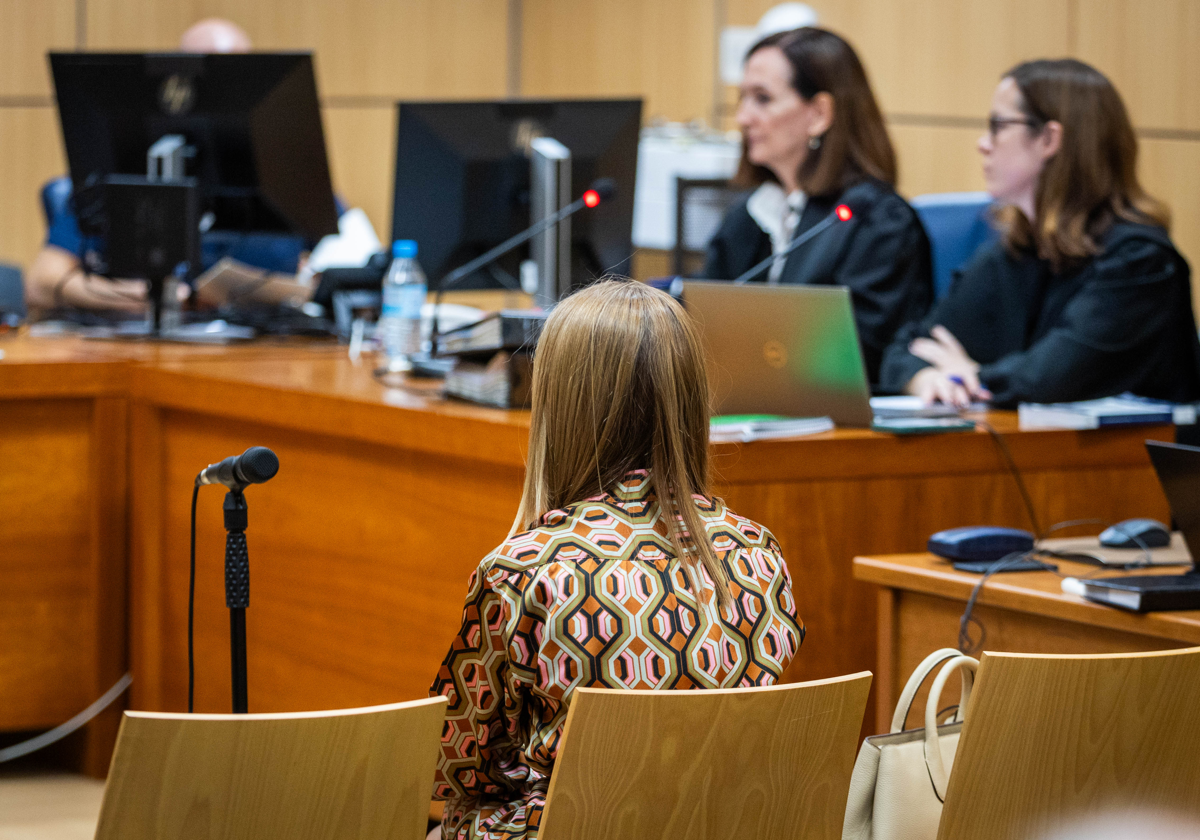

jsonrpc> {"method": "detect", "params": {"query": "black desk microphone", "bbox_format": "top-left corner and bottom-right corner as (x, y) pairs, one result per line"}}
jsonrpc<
(732, 203), (855, 285)
(428, 178), (616, 354)
(196, 446), (279, 491)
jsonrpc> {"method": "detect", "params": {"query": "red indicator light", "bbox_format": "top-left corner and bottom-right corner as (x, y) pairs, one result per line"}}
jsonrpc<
(583, 189), (601, 208)
(835, 204), (853, 221)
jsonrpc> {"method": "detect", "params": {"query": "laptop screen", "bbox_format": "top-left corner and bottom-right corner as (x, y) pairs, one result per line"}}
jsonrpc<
(1146, 440), (1200, 570)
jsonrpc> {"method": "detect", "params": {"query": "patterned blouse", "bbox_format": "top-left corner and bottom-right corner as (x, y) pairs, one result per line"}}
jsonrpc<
(430, 471), (804, 840)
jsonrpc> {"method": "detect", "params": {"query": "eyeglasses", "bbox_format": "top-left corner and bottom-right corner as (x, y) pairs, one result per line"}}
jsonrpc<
(987, 115), (1040, 138)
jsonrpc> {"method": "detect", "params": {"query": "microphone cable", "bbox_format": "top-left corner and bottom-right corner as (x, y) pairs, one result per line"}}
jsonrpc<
(956, 515), (1160, 655)
(976, 418), (1043, 539)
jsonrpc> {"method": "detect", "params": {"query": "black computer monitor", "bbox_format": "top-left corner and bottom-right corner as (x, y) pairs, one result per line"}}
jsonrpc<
(49, 52), (339, 244)
(391, 99), (641, 291)
(1146, 440), (1200, 571)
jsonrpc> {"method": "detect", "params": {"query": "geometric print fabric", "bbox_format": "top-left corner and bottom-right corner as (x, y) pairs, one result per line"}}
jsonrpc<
(430, 470), (804, 839)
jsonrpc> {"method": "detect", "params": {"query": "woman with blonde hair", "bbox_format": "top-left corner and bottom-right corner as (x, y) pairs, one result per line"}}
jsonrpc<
(429, 279), (803, 840)
(881, 59), (1200, 406)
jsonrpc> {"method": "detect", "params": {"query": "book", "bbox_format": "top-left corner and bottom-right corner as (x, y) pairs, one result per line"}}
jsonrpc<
(437, 310), (547, 357)
(870, 416), (976, 434)
(443, 350), (533, 409)
(709, 414), (834, 443)
(869, 395), (987, 418)
(1079, 573), (1200, 613)
(1018, 395), (1196, 430)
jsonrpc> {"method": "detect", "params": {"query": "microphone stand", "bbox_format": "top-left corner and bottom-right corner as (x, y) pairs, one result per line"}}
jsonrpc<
(223, 490), (250, 714)
(428, 190), (602, 356)
(731, 209), (845, 285)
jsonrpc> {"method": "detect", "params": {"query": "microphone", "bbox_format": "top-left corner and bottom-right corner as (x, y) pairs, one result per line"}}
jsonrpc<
(196, 446), (280, 490)
(429, 178), (616, 354)
(732, 203), (855, 285)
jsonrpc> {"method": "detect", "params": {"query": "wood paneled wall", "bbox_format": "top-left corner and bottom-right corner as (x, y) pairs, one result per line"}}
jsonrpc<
(716, 0), (1200, 304)
(0, 0), (510, 270)
(2, 0), (1198, 305)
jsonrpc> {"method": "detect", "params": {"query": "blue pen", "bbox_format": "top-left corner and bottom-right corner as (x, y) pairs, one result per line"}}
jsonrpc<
(948, 375), (966, 387)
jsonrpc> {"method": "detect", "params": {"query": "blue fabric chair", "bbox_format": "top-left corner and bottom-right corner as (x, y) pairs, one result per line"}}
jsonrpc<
(911, 192), (996, 300)
(41, 176), (74, 227)
(0, 263), (25, 322)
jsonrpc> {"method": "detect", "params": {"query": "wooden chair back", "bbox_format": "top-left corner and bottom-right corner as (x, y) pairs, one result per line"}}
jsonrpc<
(94, 697), (447, 840)
(937, 647), (1200, 840)
(538, 672), (872, 840)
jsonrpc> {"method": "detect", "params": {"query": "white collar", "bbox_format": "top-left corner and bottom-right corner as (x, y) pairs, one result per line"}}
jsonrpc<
(745, 183), (807, 282)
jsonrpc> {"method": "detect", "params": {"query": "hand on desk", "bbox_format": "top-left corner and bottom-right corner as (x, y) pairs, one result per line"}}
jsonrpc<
(907, 325), (993, 407)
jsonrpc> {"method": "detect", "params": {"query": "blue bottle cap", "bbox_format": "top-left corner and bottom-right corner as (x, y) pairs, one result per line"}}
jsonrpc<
(393, 239), (418, 258)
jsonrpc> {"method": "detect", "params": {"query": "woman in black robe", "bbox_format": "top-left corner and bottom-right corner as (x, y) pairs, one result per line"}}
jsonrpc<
(879, 59), (1200, 407)
(702, 27), (932, 384)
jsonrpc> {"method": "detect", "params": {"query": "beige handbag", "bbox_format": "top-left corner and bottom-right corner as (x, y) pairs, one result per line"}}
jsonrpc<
(842, 648), (978, 840)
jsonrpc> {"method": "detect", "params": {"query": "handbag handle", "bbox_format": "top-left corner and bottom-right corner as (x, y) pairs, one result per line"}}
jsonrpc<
(889, 648), (962, 733)
(923, 654), (979, 801)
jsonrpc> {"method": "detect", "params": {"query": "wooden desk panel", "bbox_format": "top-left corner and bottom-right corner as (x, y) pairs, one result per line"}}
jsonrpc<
(0, 337), (331, 774)
(126, 350), (530, 714)
(133, 409), (523, 714)
(0, 343), (129, 776)
(124, 351), (1174, 735)
(855, 553), (1200, 733)
(0, 333), (1179, 779)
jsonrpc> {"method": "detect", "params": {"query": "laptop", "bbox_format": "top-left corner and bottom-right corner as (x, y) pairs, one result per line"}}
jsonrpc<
(681, 282), (874, 427)
(1076, 440), (1200, 612)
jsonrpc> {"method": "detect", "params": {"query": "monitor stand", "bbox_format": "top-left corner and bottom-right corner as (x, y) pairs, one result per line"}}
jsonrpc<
(95, 176), (255, 343)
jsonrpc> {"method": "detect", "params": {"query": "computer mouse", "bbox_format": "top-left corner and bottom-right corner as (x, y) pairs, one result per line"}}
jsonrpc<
(1098, 518), (1171, 549)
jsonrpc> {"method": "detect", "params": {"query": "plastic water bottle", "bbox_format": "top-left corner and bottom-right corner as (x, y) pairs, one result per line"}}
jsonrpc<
(377, 239), (426, 371)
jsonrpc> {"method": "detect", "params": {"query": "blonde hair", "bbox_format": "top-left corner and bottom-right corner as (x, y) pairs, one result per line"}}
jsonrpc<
(512, 278), (732, 607)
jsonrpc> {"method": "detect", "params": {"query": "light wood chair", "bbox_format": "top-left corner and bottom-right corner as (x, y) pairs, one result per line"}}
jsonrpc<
(538, 672), (873, 840)
(937, 647), (1200, 840)
(94, 697), (447, 840)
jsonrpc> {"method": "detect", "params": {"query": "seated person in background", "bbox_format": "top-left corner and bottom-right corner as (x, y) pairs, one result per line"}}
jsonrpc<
(24, 18), (351, 317)
(702, 27), (932, 384)
(880, 59), (1200, 407)
(429, 279), (803, 840)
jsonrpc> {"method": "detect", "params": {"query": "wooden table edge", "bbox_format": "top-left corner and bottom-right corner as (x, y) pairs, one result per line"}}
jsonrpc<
(854, 554), (1200, 645)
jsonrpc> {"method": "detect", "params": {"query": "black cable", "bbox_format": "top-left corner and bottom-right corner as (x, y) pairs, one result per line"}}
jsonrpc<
(977, 419), (1043, 538)
(956, 515), (1161, 654)
(189, 482), (199, 713)
(957, 550), (1055, 654)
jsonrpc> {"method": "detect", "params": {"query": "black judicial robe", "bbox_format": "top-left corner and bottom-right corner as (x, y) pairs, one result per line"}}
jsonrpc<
(701, 177), (933, 384)
(879, 221), (1200, 407)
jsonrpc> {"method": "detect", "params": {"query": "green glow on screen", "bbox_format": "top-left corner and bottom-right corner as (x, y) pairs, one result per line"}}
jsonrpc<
(794, 312), (862, 385)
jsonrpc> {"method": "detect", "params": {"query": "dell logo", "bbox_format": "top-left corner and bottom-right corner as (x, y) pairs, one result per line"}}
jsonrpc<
(763, 339), (787, 369)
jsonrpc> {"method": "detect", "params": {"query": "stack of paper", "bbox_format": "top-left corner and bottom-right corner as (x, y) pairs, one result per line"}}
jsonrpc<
(869, 395), (987, 418)
(710, 414), (834, 443)
(443, 351), (533, 409)
(1018, 395), (1197, 430)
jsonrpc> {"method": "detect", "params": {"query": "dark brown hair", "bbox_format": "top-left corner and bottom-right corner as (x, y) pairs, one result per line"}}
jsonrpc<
(734, 27), (896, 197)
(995, 58), (1169, 269)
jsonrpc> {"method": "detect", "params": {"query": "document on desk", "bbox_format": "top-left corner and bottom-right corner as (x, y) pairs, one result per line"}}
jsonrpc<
(709, 414), (834, 442)
(194, 257), (310, 308)
(1039, 532), (1192, 567)
(869, 395), (987, 418)
(1017, 395), (1197, 430)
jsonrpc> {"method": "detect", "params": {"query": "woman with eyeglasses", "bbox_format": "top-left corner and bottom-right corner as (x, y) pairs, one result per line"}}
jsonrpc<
(702, 27), (932, 384)
(880, 59), (1200, 406)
